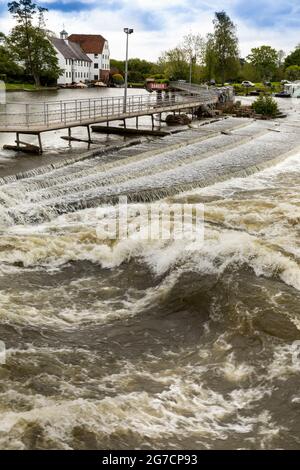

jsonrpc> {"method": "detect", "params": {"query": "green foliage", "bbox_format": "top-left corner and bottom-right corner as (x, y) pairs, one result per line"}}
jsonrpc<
(158, 47), (189, 81)
(286, 65), (300, 81)
(8, 0), (61, 86)
(180, 32), (205, 65)
(247, 46), (278, 81)
(213, 11), (239, 85)
(285, 46), (300, 68)
(112, 73), (124, 84)
(204, 33), (217, 81)
(110, 57), (160, 82)
(239, 61), (260, 82)
(0, 33), (23, 79)
(252, 95), (278, 117)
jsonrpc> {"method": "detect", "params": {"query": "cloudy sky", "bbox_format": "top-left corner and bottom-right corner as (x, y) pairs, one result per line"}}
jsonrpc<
(0, 0), (299, 60)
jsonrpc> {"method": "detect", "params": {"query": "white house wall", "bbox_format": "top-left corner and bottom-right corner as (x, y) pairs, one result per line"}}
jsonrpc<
(53, 37), (110, 85)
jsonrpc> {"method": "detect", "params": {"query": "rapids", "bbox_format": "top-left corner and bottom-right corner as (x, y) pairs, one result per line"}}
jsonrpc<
(0, 96), (300, 449)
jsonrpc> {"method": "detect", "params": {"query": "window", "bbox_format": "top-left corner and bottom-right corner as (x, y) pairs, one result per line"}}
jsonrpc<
(94, 54), (98, 59)
(94, 63), (98, 69)
(94, 75), (98, 80)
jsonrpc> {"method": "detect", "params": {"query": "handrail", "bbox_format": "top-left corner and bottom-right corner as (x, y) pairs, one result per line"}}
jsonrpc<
(0, 91), (218, 130)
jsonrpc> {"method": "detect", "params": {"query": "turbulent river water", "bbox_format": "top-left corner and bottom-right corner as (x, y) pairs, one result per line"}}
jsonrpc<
(0, 93), (300, 450)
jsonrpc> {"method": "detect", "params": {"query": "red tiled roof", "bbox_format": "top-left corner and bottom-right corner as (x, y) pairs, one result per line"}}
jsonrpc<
(67, 34), (107, 54)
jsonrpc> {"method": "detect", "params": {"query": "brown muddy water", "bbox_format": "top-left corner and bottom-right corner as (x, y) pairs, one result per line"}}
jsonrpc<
(0, 92), (300, 449)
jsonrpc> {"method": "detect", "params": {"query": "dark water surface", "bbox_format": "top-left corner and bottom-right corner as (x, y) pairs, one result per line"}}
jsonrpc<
(0, 95), (300, 449)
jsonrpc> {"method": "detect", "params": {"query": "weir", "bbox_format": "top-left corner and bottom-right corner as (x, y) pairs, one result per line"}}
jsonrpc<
(0, 88), (220, 153)
(1, 115), (300, 226)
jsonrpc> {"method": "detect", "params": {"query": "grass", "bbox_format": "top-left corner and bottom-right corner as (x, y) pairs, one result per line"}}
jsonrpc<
(232, 81), (282, 95)
(128, 82), (145, 88)
(4, 83), (57, 91)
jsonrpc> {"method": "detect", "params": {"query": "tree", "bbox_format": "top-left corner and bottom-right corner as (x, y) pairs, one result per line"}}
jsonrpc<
(0, 32), (23, 79)
(213, 11), (239, 85)
(181, 33), (205, 64)
(286, 65), (300, 81)
(285, 45), (300, 68)
(110, 58), (159, 82)
(158, 47), (189, 81)
(204, 33), (216, 81)
(240, 61), (260, 82)
(247, 46), (278, 81)
(8, 0), (61, 86)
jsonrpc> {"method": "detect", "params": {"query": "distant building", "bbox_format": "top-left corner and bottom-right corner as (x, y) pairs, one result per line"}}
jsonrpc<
(50, 30), (92, 85)
(50, 31), (110, 85)
(67, 34), (110, 83)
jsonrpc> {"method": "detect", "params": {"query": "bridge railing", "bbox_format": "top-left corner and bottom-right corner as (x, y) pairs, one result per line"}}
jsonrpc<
(0, 91), (218, 130)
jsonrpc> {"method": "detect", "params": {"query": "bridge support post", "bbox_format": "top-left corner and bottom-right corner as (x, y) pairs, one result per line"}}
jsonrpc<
(86, 126), (91, 143)
(123, 119), (127, 129)
(16, 132), (20, 148)
(151, 114), (154, 130)
(136, 116), (139, 129)
(37, 133), (43, 154)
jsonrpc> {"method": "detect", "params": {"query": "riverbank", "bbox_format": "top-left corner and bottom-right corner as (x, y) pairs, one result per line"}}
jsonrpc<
(4, 83), (59, 92)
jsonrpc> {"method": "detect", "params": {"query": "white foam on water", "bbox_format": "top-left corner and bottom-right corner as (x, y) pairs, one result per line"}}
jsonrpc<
(268, 341), (300, 380)
(0, 354), (274, 450)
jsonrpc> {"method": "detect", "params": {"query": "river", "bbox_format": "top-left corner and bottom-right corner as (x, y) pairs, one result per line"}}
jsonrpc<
(0, 90), (299, 449)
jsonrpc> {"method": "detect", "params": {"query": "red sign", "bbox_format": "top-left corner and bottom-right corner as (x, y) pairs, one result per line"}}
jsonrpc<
(148, 83), (168, 90)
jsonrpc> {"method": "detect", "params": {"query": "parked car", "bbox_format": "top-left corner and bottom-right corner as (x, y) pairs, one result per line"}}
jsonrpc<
(275, 91), (291, 98)
(241, 80), (255, 87)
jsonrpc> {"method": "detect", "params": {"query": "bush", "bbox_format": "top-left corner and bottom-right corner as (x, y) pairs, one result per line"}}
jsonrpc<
(252, 95), (278, 117)
(112, 73), (124, 84)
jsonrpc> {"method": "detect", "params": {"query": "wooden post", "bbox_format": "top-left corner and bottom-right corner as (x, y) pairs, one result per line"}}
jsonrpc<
(16, 132), (20, 149)
(151, 114), (154, 130)
(136, 116), (139, 129)
(37, 133), (43, 154)
(123, 119), (127, 129)
(87, 126), (91, 142)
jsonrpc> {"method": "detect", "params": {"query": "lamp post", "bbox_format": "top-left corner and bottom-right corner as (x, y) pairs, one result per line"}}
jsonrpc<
(123, 27), (134, 113)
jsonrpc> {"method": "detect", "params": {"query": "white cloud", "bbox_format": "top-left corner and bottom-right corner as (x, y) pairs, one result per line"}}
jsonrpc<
(0, 1), (299, 60)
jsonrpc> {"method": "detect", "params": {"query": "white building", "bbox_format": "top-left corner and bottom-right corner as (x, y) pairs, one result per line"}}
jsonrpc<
(67, 34), (110, 83)
(50, 30), (92, 85)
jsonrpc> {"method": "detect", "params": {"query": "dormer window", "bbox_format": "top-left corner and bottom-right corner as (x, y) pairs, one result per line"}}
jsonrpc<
(94, 54), (98, 59)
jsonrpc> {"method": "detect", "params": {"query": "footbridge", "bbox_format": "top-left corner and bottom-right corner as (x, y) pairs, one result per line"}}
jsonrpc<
(0, 88), (220, 153)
